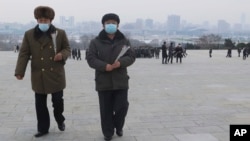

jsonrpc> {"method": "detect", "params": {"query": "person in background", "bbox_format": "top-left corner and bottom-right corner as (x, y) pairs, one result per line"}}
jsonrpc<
(226, 48), (232, 57)
(77, 48), (81, 60)
(237, 47), (241, 57)
(86, 13), (136, 141)
(155, 47), (160, 59)
(168, 42), (174, 64)
(209, 48), (212, 58)
(175, 44), (183, 63)
(161, 41), (167, 64)
(14, 6), (71, 138)
(243, 47), (248, 60)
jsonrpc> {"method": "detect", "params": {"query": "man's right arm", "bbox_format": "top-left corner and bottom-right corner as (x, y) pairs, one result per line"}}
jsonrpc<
(14, 32), (31, 79)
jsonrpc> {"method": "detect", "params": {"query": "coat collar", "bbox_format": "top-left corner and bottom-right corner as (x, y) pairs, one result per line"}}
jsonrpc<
(34, 24), (56, 40)
(34, 24), (56, 47)
(97, 29), (125, 41)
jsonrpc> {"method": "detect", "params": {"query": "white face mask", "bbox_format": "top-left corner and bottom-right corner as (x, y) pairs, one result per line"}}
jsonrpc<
(38, 23), (50, 32)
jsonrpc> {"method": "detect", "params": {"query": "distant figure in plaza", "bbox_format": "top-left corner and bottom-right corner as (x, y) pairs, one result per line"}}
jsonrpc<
(85, 48), (89, 60)
(161, 41), (168, 64)
(226, 48), (232, 57)
(209, 48), (212, 58)
(247, 48), (249, 58)
(14, 6), (71, 138)
(86, 13), (136, 141)
(167, 42), (174, 64)
(14, 45), (20, 53)
(237, 47), (241, 57)
(71, 48), (74, 59)
(243, 47), (248, 60)
(154, 47), (160, 59)
(182, 45), (188, 57)
(77, 48), (81, 60)
(175, 43), (183, 63)
(16, 45), (19, 52)
(71, 48), (77, 60)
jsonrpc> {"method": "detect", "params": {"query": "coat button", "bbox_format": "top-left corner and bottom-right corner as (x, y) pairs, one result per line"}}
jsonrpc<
(50, 57), (53, 60)
(41, 57), (44, 60)
(50, 68), (54, 71)
(50, 46), (52, 48)
(42, 68), (45, 71)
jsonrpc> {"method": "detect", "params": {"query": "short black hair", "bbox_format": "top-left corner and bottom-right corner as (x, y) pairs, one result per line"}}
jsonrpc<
(101, 13), (120, 24)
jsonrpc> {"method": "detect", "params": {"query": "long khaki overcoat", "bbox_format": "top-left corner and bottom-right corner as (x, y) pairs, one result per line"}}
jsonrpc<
(15, 25), (71, 94)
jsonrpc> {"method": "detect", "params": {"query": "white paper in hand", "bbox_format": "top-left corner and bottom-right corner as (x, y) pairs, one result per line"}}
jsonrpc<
(115, 45), (130, 62)
(51, 30), (58, 54)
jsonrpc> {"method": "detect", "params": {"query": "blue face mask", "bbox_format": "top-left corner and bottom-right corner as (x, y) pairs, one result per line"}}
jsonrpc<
(38, 23), (50, 32)
(104, 24), (117, 34)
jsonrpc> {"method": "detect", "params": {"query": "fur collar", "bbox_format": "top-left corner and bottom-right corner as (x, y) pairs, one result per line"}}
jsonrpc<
(97, 29), (125, 41)
(34, 24), (56, 40)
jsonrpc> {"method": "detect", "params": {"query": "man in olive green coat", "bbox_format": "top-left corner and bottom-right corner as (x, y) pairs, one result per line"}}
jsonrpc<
(14, 6), (71, 138)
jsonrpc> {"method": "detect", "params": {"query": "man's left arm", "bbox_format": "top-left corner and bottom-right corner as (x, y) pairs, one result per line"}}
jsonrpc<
(118, 47), (136, 68)
(59, 30), (71, 61)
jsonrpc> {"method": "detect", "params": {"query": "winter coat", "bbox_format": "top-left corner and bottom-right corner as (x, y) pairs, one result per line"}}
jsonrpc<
(175, 46), (183, 57)
(15, 24), (71, 94)
(86, 30), (136, 91)
(161, 44), (167, 57)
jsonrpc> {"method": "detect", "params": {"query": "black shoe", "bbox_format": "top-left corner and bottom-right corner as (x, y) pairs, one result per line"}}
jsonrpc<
(104, 136), (112, 141)
(58, 122), (65, 131)
(34, 132), (48, 138)
(116, 130), (123, 137)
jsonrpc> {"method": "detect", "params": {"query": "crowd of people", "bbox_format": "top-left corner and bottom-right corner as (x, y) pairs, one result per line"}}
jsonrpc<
(209, 47), (249, 60)
(161, 42), (187, 64)
(134, 46), (158, 58)
(133, 42), (188, 64)
(71, 48), (81, 60)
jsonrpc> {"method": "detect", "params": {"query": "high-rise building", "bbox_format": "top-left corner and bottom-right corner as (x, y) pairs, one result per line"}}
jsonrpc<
(145, 18), (154, 29)
(135, 18), (143, 30)
(241, 13), (246, 30)
(233, 23), (242, 32)
(167, 15), (180, 31)
(217, 20), (230, 33)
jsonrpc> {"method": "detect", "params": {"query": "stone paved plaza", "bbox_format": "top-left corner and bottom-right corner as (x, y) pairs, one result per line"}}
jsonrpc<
(0, 50), (250, 141)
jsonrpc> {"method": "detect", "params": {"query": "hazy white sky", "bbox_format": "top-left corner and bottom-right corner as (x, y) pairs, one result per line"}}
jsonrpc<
(0, 0), (249, 25)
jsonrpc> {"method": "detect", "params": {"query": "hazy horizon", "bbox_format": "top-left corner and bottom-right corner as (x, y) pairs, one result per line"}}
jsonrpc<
(1, 0), (249, 25)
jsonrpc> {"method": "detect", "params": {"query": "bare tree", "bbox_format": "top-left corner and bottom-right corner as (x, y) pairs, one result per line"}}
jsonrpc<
(224, 38), (235, 48)
(198, 34), (222, 49)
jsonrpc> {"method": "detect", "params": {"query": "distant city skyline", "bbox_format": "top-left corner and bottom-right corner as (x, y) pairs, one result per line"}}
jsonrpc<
(0, 0), (249, 25)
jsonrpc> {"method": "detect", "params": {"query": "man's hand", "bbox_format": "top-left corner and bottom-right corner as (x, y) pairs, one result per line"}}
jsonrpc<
(112, 61), (120, 69)
(106, 61), (121, 72)
(54, 53), (63, 61)
(106, 64), (113, 72)
(16, 75), (23, 80)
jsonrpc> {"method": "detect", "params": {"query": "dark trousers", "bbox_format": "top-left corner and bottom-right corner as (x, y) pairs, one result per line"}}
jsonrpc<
(162, 55), (167, 64)
(98, 89), (129, 137)
(168, 55), (173, 63)
(176, 56), (182, 63)
(35, 90), (65, 132)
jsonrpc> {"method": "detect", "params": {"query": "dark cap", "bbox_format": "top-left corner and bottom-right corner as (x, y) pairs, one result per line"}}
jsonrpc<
(101, 13), (120, 24)
(34, 6), (55, 20)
